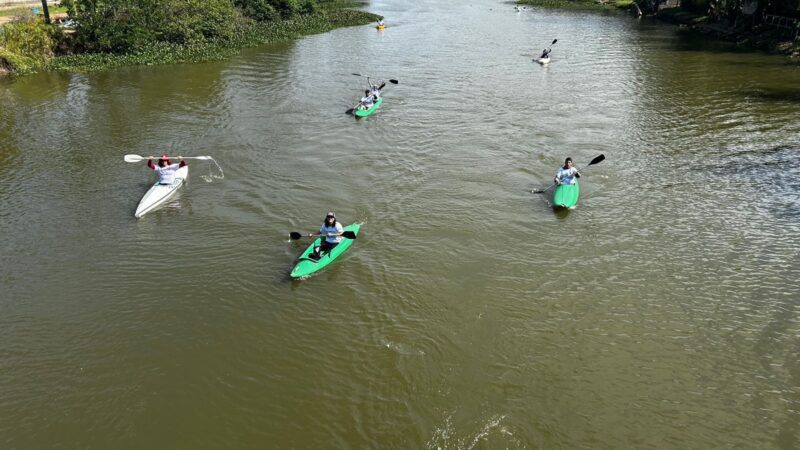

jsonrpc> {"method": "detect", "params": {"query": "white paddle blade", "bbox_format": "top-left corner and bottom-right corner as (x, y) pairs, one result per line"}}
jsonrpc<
(193, 156), (212, 160)
(124, 154), (145, 163)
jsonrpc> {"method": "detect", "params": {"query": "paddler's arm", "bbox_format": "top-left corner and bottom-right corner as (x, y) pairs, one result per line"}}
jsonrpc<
(147, 156), (156, 170)
(178, 156), (186, 168)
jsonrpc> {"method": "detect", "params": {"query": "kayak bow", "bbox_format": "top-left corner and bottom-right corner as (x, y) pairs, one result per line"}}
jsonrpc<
(552, 181), (579, 209)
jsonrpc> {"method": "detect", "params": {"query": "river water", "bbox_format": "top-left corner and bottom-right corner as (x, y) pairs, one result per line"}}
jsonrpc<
(2, 0), (799, 448)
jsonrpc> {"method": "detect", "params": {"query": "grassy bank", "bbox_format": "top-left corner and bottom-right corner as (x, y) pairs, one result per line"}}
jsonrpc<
(2, 7), (379, 75)
(517, 0), (632, 11)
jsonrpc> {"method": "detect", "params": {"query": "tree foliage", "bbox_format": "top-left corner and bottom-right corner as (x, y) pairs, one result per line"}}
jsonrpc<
(59, 0), (335, 53)
(61, 0), (239, 53)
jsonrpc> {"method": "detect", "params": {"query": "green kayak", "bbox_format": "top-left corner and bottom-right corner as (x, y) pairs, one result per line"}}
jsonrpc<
(353, 97), (383, 118)
(552, 181), (579, 209)
(290, 223), (361, 278)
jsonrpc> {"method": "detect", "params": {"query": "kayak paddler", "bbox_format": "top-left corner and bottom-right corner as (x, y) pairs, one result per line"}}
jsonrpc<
(358, 90), (375, 110)
(147, 154), (186, 185)
(554, 157), (580, 185)
(308, 211), (344, 261)
(369, 83), (382, 100)
(539, 48), (551, 59)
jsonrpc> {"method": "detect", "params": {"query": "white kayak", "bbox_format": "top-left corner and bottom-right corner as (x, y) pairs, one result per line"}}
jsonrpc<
(135, 165), (188, 218)
(535, 57), (551, 65)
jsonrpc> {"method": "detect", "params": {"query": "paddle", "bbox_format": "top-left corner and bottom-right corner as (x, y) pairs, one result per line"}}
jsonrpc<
(533, 154), (605, 193)
(351, 73), (399, 84)
(124, 154), (212, 163)
(290, 231), (357, 240)
(345, 100), (364, 115)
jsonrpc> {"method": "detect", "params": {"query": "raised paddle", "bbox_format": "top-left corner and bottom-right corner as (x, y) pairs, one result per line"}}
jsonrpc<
(290, 231), (357, 240)
(351, 73), (399, 84)
(124, 154), (213, 163)
(533, 154), (605, 193)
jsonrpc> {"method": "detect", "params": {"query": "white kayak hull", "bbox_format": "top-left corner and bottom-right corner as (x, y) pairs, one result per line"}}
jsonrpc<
(535, 57), (550, 65)
(135, 166), (188, 218)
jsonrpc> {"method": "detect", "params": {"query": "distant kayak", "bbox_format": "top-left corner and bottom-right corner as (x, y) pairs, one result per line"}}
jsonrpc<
(354, 97), (383, 118)
(135, 165), (188, 218)
(535, 57), (550, 65)
(291, 224), (361, 278)
(552, 181), (579, 209)
(376, 25), (385, 30)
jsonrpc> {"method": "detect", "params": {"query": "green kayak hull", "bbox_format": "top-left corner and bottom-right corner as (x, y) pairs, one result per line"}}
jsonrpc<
(290, 223), (361, 278)
(552, 181), (579, 209)
(353, 97), (383, 117)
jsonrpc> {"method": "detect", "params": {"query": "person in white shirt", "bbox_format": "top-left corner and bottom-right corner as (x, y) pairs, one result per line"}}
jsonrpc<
(554, 157), (580, 185)
(369, 83), (381, 99)
(308, 212), (344, 260)
(147, 154), (185, 185)
(377, 19), (385, 27)
(359, 90), (375, 110)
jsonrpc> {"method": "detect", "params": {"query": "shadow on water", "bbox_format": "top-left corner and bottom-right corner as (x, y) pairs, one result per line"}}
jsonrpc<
(743, 88), (800, 103)
(552, 206), (572, 220)
(692, 145), (800, 220)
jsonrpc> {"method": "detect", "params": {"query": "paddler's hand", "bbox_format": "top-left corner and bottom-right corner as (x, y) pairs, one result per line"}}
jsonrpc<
(177, 155), (183, 160)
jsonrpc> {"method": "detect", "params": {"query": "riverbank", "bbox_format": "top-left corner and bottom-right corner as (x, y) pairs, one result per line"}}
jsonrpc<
(657, 7), (800, 57)
(1, 6), (379, 76)
(515, 0), (799, 58)
(516, 0), (633, 11)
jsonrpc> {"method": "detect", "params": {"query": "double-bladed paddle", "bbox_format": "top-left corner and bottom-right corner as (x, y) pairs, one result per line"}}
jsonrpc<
(346, 76), (397, 114)
(124, 154), (212, 162)
(533, 154), (605, 193)
(351, 73), (399, 84)
(289, 231), (357, 240)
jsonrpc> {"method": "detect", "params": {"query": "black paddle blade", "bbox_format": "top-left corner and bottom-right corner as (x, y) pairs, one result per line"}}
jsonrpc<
(352, 73), (363, 77)
(389, 79), (399, 84)
(345, 108), (355, 115)
(588, 154), (605, 166)
(289, 232), (303, 240)
(342, 231), (357, 239)
(552, 39), (558, 45)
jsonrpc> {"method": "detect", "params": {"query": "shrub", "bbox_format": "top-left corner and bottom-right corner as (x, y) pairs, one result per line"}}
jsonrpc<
(0, 15), (59, 61)
(273, 0), (301, 18)
(63, 0), (238, 53)
(234, 0), (279, 21)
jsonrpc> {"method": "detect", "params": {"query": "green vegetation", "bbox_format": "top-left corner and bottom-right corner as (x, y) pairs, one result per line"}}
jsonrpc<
(516, 0), (622, 11)
(658, 7), (708, 24)
(0, 15), (63, 74)
(0, 0), (378, 75)
(45, 9), (377, 72)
